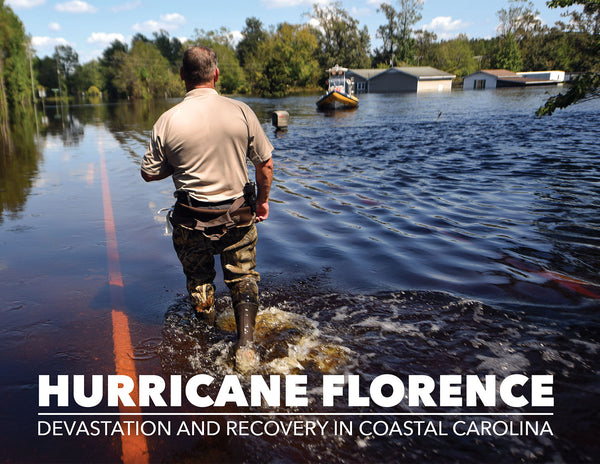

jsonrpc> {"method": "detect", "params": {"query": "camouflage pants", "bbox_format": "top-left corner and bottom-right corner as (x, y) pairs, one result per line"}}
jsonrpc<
(172, 223), (259, 309)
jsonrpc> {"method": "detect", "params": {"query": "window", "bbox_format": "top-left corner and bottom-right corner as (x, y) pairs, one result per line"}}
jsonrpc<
(474, 79), (486, 90)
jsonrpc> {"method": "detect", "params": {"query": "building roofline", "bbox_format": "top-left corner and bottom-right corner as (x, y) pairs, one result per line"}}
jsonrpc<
(349, 66), (456, 81)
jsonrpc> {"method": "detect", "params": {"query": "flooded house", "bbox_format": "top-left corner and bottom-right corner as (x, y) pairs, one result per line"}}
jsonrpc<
(347, 67), (456, 94)
(463, 69), (565, 90)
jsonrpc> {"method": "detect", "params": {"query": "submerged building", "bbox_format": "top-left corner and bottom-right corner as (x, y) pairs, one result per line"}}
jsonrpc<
(348, 67), (456, 94)
(463, 69), (565, 90)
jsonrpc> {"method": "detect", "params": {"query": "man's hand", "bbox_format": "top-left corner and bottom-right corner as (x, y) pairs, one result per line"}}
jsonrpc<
(254, 158), (273, 223)
(255, 202), (269, 222)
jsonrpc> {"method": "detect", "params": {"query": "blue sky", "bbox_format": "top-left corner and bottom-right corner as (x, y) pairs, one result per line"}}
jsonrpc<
(7, 0), (569, 63)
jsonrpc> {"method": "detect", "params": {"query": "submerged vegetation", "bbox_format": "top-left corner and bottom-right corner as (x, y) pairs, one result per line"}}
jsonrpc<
(0, 0), (599, 126)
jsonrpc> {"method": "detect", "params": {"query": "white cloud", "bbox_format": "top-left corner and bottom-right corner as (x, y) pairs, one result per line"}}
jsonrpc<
(5, 0), (45, 9)
(161, 13), (185, 24)
(308, 17), (320, 29)
(422, 16), (471, 39)
(230, 30), (243, 47)
(32, 36), (69, 47)
(110, 0), (141, 12)
(350, 6), (370, 18)
(31, 36), (70, 55)
(87, 32), (126, 45)
(55, 1), (98, 13)
(81, 49), (104, 62)
(133, 20), (158, 32)
(132, 13), (186, 33)
(424, 16), (468, 32)
(49, 22), (61, 31)
(260, 0), (328, 8)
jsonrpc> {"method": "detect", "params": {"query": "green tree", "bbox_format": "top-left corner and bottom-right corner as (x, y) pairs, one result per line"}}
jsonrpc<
(547, 0), (600, 7)
(413, 29), (437, 65)
(249, 22), (320, 97)
(497, 0), (542, 41)
(100, 40), (129, 100)
(538, 0), (600, 115)
(469, 38), (499, 70)
(236, 17), (267, 67)
(1, 0), (32, 124)
(153, 30), (184, 68)
(53, 45), (78, 80)
(374, 0), (423, 66)
(132, 33), (150, 44)
(561, 0), (600, 35)
(376, 3), (400, 66)
(310, 2), (371, 68)
(35, 56), (59, 92)
(496, 0), (548, 72)
(396, 0), (423, 64)
(493, 32), (523, 71)
(254, 56), (289, 98)
(431, 34), (477, 78)
(191, 28), (246, 94)
(53, 45), (79, 96)
(71, 60), (103, 99)
(269, 23), (320, 91)
(113, 40), (172, 99)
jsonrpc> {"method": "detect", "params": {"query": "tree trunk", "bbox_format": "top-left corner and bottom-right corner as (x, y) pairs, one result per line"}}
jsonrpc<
(0, 57), (12, 151)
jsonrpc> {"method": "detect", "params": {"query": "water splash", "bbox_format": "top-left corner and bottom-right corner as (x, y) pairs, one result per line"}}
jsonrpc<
(155, 288), (599, 463)
(158, 295), (356, 377)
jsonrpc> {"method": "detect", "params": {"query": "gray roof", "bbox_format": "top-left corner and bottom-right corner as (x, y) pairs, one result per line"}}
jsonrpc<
(347, 69), (386, 80)
(466, 69), (519, 78)
(464, 69), (557, 84)
(349, 66), (455, 81)
(390, 67), (456, 79)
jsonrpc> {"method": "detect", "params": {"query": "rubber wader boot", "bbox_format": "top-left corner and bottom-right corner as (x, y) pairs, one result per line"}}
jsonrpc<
(233, 301), (259, 372)
(234, 301), (258, 348)
(231, 279), (259, 372)
(192, 283), (216, 326)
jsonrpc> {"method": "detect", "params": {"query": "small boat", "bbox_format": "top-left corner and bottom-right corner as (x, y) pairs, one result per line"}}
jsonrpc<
(316, 65), (359, 110)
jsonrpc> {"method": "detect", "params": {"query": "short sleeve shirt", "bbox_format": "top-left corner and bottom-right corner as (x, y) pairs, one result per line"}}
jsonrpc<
(142, 88), (273, 202)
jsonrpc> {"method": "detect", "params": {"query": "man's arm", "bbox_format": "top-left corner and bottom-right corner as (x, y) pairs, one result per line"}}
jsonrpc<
(141, 170), (171, 182)
(254, 158), (273, 223)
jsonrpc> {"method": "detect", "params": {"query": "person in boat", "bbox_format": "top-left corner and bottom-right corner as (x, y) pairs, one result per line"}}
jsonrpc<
(141, 46), (274, 372)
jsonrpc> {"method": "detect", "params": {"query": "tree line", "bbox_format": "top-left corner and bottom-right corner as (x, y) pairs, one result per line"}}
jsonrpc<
(1, 0), (599, 128)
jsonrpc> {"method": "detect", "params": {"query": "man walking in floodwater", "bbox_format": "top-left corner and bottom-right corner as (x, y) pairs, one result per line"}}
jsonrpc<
(141, 46), (274, 372)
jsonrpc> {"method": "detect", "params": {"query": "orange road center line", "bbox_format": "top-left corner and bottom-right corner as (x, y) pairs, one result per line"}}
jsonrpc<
(98, 130), (150, 464)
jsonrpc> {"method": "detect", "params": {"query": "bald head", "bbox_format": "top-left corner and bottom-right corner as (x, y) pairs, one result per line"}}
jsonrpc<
(181, 46), (218, 87)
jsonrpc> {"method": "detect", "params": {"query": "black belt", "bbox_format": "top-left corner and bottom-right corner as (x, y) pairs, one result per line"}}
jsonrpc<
(175, 191), (238, 209)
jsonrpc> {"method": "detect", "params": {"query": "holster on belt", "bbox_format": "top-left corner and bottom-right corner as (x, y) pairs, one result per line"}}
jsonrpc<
(170, 195), (254, 241)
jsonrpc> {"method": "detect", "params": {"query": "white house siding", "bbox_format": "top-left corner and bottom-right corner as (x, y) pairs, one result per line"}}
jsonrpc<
(417, 79), (453, 92)
(517, 71), (565, 82)
(463, 72), (498, 90)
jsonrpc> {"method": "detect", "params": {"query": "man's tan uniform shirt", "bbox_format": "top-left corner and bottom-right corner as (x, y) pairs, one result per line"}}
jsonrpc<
(142, 88), (273, 203)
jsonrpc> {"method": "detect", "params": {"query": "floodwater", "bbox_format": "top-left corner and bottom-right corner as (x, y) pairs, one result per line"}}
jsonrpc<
(1, 88), (599, 463)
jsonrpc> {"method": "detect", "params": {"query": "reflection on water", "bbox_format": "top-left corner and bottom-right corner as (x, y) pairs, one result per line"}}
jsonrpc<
(0, 90), (599, 463)
(0, 116), (41, 223)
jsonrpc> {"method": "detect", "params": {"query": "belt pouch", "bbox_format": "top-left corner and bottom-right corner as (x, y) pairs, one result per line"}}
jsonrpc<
(170, 199), (254, 240)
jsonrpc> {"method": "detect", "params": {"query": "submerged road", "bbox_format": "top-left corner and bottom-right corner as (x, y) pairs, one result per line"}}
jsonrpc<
(98, 125), (149, 464)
